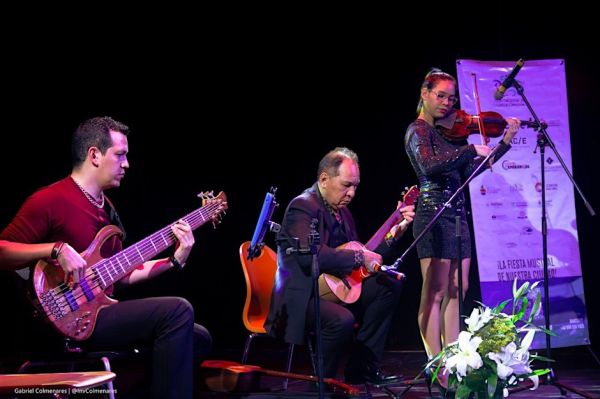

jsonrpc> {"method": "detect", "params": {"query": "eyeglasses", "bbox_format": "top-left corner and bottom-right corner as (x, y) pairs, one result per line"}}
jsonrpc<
(430, 90), (458, 105)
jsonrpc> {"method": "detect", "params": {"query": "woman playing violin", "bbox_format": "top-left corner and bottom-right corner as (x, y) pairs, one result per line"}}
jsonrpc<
(404, 69), (520, 389)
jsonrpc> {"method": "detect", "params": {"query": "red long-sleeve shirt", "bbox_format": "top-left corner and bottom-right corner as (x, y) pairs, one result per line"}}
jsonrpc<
(1, 176), (122, 271)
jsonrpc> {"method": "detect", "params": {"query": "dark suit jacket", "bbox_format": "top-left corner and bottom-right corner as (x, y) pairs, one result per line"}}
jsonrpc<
(264, 183), (395, 345)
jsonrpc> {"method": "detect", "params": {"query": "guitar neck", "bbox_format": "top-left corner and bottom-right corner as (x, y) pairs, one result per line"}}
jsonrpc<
(91, 201), (221, 288)
(258, 369), (358, 395)
(364, 208), (403, 251)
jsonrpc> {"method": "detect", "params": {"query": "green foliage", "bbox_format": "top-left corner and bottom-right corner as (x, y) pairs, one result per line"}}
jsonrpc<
(426, 279), (553, 399)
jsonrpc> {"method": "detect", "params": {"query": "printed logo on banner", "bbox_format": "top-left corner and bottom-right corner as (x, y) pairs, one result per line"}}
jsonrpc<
(511, 201), (528, 207)
(535, 182), (543, 192)
(510, 136), (529, 146)
(521, 226), (535, 235)
(480, 185), (501, 195)
(536, 182), (558, 192)
(509, 183), (524, 192)
(545, 156), (563, 172)
(506, 135), (532, 152)
(502, 160), (531, 170)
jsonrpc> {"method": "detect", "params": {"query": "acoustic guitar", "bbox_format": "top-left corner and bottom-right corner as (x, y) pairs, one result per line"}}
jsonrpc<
(32, 191), (227, 340)
(201, 360), (360, 394)
(318, 186), (419, 304)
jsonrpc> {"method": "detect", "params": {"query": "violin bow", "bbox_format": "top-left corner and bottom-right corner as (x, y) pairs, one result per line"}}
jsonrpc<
(470, 72), (494, 171)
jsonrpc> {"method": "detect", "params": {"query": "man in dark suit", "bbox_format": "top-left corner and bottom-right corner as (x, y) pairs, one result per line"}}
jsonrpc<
(264, 147), (415, 384)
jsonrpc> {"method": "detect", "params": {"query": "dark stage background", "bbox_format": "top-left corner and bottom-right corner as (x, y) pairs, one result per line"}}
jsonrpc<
(2, 14), (598, 358)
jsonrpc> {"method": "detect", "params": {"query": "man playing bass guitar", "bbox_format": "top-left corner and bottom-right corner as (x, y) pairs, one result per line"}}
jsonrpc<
(0, 116), (214, 399)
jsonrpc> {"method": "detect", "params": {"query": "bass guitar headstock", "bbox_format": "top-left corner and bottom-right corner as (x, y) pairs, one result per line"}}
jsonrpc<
(198, 191), (228, 228)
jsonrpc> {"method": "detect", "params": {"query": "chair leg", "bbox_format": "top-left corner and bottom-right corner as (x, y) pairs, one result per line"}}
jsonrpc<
(242, 333), (258, 364)
(18, 360), (32, 373)
(307, 339), (317, 376)
(100, 356), (116, 399)
(282, 343), (295, 390)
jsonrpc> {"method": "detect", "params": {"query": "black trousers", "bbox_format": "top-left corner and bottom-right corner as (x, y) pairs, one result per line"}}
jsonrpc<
(89, 297), (212, 399)
(307, 273), (403, 378)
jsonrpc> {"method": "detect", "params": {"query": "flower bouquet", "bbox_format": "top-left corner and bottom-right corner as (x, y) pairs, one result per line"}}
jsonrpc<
(426, 279), (554, 398)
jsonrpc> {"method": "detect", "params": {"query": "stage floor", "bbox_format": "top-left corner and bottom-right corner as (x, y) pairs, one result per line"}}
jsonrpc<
(200, 343), (600, 398)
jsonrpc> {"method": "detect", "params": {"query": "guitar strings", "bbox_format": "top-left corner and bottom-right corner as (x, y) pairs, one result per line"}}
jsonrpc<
(43, 201), (224, 313)
(48, 206), (216, 311)
(53, 200), (223, 295)
(50, 201), (221, 299)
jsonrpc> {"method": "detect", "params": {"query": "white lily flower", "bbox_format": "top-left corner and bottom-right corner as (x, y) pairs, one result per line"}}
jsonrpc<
(519, 329), (536, 352)
(488, 338), (534, 380)
(465, 307), (493, 333)
(444, 331), (483, 381)
(528, 374), (540, 390)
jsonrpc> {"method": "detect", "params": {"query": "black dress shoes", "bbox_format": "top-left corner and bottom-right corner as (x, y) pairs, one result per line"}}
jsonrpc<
(345, 364), (403, 385)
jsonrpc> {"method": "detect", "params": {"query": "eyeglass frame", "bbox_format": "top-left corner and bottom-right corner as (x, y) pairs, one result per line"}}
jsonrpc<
(429, 89), (458, 105)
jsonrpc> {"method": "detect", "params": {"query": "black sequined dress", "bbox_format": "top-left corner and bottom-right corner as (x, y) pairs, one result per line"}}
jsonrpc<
(404, 118), (511, 259)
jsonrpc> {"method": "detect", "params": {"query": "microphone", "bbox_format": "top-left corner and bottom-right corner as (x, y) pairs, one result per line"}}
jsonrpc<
(494, 59), (524, 100)
(374, 264), (406, 281)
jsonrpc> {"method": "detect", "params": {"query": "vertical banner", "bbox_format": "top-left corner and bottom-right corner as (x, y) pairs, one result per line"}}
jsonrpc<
(456, 59), (589, 348)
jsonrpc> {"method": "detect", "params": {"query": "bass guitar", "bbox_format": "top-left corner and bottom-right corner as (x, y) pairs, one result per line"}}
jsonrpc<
(32, 191), (227, 340)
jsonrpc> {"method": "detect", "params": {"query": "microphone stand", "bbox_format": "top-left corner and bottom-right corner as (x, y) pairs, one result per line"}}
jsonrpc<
(455, 207), (464, 323)
(507, 80), (597, 399)
(387, 144), (503, 325)
(285, 219), (325, 399)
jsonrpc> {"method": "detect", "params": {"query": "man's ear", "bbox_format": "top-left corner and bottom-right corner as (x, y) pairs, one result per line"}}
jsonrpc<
(318, 171), (329, 187)
(89, 147), (100, 166)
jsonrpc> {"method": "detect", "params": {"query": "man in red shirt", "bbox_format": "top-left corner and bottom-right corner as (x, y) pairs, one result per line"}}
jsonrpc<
(0, 116), (211, 399)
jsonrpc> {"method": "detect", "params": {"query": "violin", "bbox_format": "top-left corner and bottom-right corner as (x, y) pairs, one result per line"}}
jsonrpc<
(436, 109), (547, 142)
